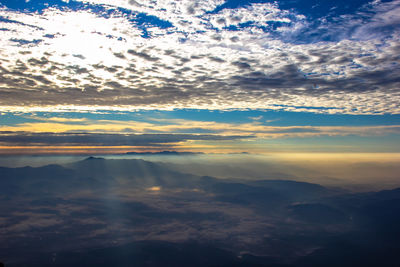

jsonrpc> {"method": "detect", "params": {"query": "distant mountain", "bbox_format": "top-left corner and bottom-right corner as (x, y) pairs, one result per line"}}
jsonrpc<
(1, 158), (400, 266)
(249, 179), (342, 201)
(0, 157), (344, 202)
(65, 157), (204, 189)
(126, 151), (203, 155)
(0, 164), (99, 197)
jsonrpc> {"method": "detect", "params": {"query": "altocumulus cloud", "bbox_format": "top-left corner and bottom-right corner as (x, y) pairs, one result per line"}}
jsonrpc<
(0, 0), (399, 114)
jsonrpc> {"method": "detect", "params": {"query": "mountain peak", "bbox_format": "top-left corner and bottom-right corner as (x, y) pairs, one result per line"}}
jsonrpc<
(126, 151), (203, 155)
(84, 156), (105, 161)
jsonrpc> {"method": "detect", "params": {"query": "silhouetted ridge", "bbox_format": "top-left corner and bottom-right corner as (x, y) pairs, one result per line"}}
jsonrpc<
(126, 151), (203, 155)
(84, 156), (105, 161)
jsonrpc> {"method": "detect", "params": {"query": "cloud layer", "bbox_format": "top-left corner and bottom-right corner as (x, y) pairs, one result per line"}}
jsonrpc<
(0, 0), (399, 114)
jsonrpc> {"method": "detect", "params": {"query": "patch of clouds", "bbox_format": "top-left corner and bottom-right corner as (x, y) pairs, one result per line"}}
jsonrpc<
(350, 0), (400, 40)
(0, 132), (253, 147)
(0, 1), (399, 114)
(1, 117), (400, 145)
(205, 2), (296, 30)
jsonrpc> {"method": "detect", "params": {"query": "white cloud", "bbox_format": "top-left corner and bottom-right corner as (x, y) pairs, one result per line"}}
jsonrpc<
(352, 0), (400, 40)
(0, 1), (399, 114)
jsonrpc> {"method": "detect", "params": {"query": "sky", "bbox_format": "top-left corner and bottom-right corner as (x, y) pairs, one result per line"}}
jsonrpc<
(0, 0), (400, 154)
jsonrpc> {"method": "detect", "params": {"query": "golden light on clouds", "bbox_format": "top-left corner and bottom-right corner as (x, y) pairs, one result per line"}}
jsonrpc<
(146, 186), (162, 192)
(1, 117), (399, 137)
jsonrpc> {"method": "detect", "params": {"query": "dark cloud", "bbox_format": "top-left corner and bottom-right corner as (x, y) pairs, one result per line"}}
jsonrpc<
(72, 54), (86, 60)
(66, 65), (88, 75)
(0, 132), (253, 146)
(230, 36), (239, 42)
(0, 15), (43, 30)
(91, 63), (122, 73)
(30, 74), (52, 84)
(43, 33), (56, 38)
(13, 60), (28, 72)
(104, 81), (123, 88)
(209, 56), (225, 63)
(113, 52), (126, 59)
(9, 38), (43, 46)
(232, 61), (252, 69)
(263, 127), (321, 134)
(127, 49), (160, 62)
(27, 57), (49, 66)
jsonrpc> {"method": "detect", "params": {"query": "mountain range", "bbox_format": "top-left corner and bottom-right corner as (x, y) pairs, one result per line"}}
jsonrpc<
(1, 158), (399, 266)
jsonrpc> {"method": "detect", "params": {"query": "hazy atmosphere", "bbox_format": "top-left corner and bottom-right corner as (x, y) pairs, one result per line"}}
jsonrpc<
(1, 0), (400, 266)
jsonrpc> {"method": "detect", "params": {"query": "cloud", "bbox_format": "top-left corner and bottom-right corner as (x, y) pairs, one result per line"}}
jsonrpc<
(1, 115), (400, 143)
(0, 132), (253, 146)
(127, 49), (160, 62)
(0, 1), (399, 114)
(349, 0), (400, 40)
